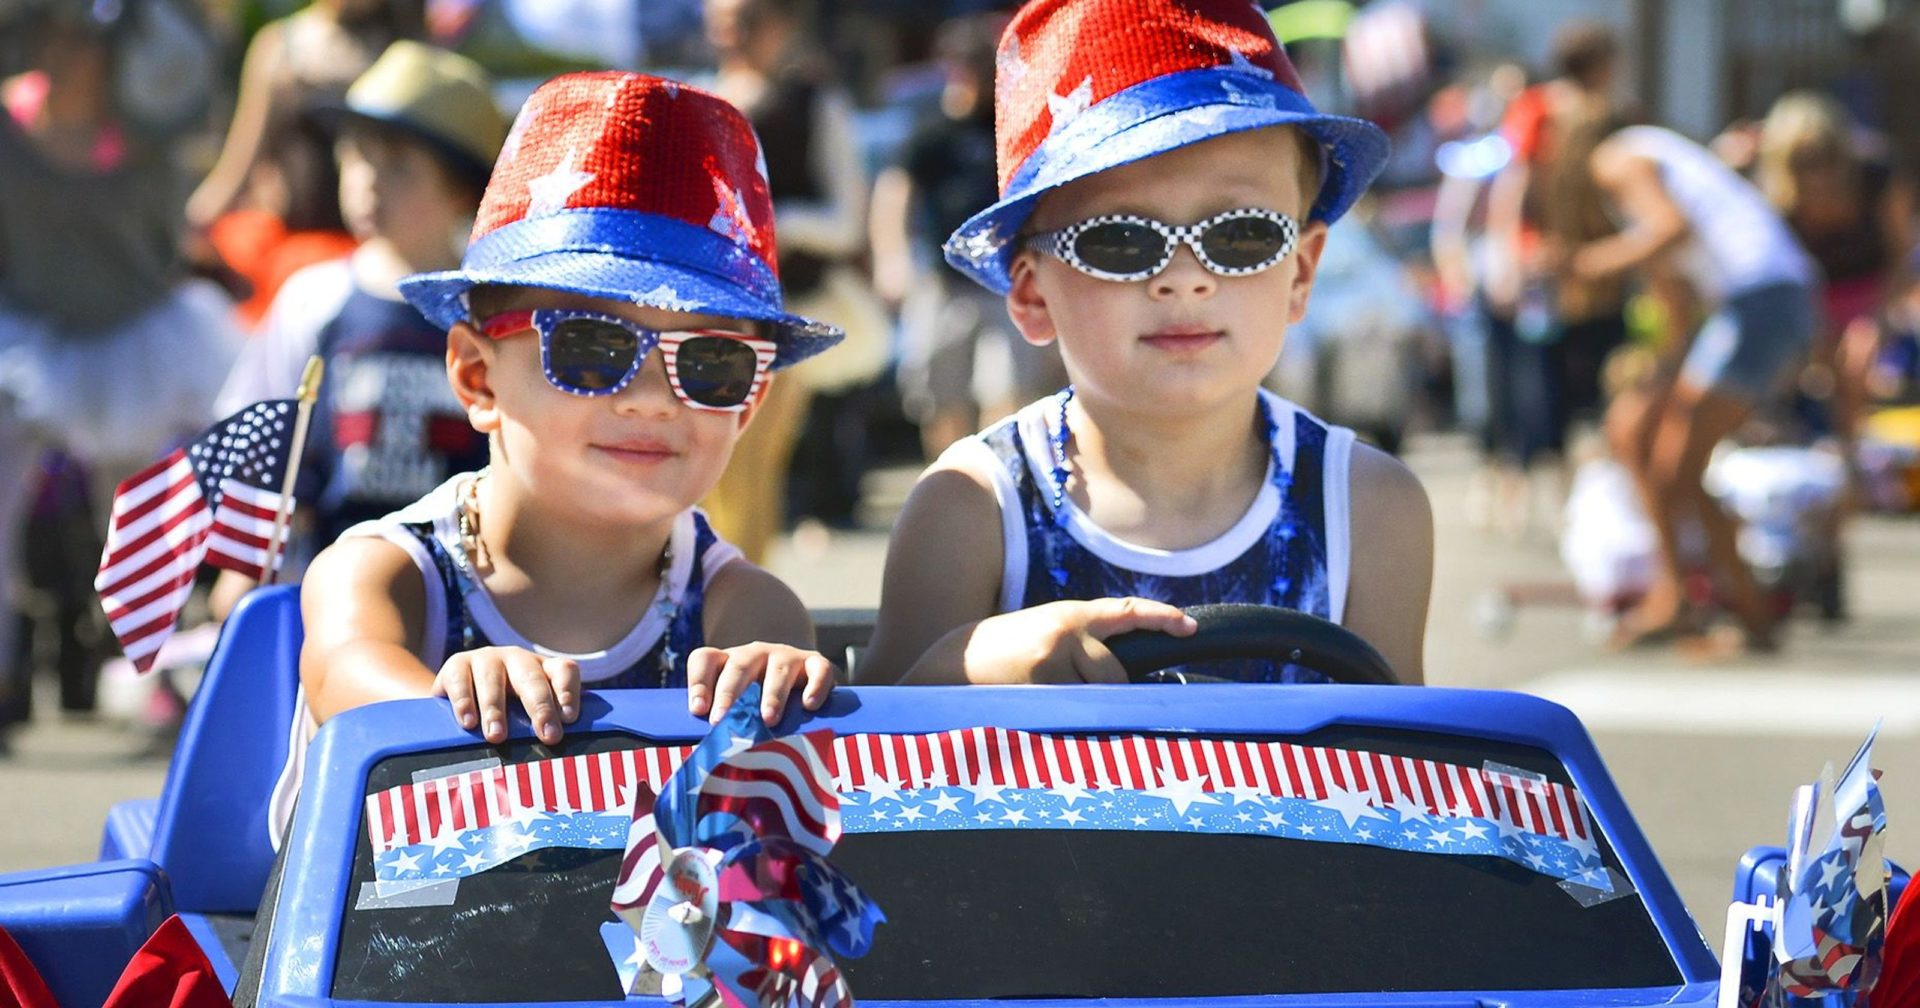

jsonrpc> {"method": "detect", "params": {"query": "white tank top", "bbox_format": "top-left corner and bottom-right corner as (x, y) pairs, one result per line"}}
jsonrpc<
(1608, 125), (1813, 299)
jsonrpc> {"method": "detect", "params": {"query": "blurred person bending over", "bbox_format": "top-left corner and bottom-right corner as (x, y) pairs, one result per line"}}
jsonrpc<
(872, 12), (1066, 459)
(187, 0), (422, 327)
(700, 0), (885, 560)
(210, 41), (502, 616)
(0, 0), (240, 745)
(1755, 90), (1915, 475)
(1557, 119), (1817, 653)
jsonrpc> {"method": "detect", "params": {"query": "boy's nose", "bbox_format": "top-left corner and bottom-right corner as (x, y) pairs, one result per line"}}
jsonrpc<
(612, 355), (681, 417)
(1149, 244), (1217, 300)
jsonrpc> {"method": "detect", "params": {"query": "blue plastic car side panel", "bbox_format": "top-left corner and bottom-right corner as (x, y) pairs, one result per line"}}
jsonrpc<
(99, 796), (160, 861)
(262, 685), (1722, 1007)
(0, 858), (172, 1007)
(150, 584), (305, 913)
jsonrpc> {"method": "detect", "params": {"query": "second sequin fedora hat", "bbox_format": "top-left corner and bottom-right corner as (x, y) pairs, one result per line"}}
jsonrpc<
(944, 0), (1391, 295)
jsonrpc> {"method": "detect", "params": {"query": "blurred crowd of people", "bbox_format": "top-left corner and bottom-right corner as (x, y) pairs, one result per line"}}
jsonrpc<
(3, 0), (1920, 751)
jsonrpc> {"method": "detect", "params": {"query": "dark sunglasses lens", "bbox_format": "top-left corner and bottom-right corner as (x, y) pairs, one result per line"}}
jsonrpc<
(1072, 221), (1167, 276)
(1199, 216), (1289, 269)
(673, 336), (761, 407)
(546, 318), (641, 392)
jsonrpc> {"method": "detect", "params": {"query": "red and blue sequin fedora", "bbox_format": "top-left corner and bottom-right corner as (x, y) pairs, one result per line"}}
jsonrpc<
(399, 71), (842, 370)
(944, 0), (1391, 295)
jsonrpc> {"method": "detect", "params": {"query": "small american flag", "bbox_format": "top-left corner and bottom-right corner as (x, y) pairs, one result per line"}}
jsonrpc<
(94, 400), (298, 672)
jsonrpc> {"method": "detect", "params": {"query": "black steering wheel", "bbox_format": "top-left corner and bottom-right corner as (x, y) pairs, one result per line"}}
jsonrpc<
(1103, 603), (1399, 684)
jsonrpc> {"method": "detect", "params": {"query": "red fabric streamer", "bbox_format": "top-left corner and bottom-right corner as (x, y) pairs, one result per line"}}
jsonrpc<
(1871, 888), (1919, 1008)
(0, 924), (60, 1008)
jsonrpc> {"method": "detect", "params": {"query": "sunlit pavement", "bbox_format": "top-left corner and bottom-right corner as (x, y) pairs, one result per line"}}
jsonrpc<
(4, 431), (1915, 947)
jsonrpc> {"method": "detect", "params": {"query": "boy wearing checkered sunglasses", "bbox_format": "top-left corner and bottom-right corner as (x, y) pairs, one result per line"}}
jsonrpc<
(865, 0), (1433, 685)
(270, 72), (846, 840)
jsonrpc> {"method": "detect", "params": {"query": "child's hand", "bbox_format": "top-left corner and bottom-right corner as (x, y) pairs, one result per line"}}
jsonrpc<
(433, 646), (580, 746)
(686, 643), (837, 725)
(958, 598), (1197, 684)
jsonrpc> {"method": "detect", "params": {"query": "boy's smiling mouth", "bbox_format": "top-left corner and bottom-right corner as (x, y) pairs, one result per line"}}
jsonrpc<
(592, 438), (680, 464)
(1139, 325), (1226, 353)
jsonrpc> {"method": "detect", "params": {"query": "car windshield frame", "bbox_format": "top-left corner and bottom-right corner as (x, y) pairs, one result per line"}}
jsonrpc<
(262, 684), (1723, 1006)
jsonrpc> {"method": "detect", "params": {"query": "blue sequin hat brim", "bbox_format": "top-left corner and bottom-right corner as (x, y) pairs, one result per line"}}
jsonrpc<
(944, 67), (1390, 295)
(401, 208), (844, 371)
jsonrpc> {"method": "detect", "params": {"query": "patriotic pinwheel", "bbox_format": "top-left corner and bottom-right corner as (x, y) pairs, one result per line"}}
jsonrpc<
(1733, 727), (1890, 1008)
(610, 683), (884, 1008)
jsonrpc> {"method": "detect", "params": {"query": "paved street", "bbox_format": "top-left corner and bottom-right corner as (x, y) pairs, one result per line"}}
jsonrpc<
(2, 432), (1915, 949)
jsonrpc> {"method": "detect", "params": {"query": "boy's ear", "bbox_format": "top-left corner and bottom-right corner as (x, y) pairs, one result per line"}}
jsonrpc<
(447, 322), (503, 433)
(1285, 219), (1331, 326)
(1005, 251), (1058, 348)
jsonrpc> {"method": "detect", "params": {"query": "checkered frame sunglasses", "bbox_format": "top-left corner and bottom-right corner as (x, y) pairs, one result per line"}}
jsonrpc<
(1024, 208), (1300, 282)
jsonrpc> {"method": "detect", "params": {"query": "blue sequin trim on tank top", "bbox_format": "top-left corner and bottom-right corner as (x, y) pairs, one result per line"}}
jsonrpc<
(980, 392), (1335, 683)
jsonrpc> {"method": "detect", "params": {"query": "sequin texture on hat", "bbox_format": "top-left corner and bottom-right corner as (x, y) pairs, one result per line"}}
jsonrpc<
(399, 72), (843, 370)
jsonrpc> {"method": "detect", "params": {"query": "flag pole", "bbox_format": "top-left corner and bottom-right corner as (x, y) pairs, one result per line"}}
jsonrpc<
(260, 356), (324, 587)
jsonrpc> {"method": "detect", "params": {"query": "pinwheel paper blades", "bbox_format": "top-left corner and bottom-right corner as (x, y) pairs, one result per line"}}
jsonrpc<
(1756, 725), (1890, 1006)
(612, 684), (884, 1008)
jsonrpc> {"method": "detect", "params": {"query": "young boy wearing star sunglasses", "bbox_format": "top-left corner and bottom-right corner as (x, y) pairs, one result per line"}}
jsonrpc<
(863, 0), (1434, 685)
(272, 72), (845, 841)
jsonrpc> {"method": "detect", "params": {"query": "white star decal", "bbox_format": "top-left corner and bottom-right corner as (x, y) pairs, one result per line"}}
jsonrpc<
(1225, 47), (1274, 80)
(506, 805), (550, 831)
(1050, 782), (1094, 807)
(1523, 850), (1550, 870)
(1259, 810), (1288, 828)
(896, 805), (927, 823)
(1000, 808), (1030, 825)
(1455, 820), (1492, 841)
(1222, 784), (1270, 805)
(927, 791), (962, 816)
(1130, 815), (1150, 826)
(1564, 831), (1599, 861)
(389, 850), (423, 873)
(721, 734), (757, 757)
(1060, 808), (1087, 825)
(1046, 76), (1093, 134)
(1426, 828), (1455, 845)
(1389, 796), (1432, 824)
(424, 828), (468, 855)
(963, 780), (1011, 806)
(526, 151), (594, 217)
(862, 777), (907, 804)
(974, 812), (993, 824)
(459, 851), (489, 873)
(1314, 783), (1388, 830)
(1144, 771), (1219, 817)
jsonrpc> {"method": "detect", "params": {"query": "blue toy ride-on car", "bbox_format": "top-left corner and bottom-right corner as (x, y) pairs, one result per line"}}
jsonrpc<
(0, 585), (1903, 1006)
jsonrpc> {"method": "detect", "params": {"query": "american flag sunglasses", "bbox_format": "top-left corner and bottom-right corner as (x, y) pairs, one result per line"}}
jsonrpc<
(1023, 207), (1300, 283)
(478, 309), (777, 412)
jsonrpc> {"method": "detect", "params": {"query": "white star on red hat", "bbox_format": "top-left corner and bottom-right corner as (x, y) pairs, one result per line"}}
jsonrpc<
(1224, 47), (1274, 81)
(1046, 76), (1093, 134)
(707, 176), (757, 245)
(527, 151), (594, 217)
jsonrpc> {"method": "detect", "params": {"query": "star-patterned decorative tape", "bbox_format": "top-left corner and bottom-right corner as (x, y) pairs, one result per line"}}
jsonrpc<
(365, 731), (1610, 892)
